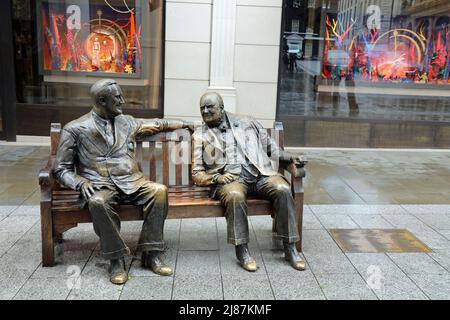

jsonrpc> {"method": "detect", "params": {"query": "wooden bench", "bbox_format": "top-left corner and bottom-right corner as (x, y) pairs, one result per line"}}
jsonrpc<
(39, 122), (305, 267)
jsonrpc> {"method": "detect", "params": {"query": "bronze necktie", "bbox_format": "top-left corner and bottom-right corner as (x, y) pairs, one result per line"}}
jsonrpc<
(105, 120), (115, 147)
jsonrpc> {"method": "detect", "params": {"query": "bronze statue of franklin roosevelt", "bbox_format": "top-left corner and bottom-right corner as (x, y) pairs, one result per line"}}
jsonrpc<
(54, 79), (192, 284)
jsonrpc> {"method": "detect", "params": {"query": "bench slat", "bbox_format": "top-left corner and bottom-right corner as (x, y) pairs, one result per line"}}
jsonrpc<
(175, 141), (183, 185)
(149, 142), (156, 182)
(162, 142), (169, 185)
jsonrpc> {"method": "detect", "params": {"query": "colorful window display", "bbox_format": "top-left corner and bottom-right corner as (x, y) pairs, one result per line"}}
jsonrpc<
(40, 0), (141, 74)
(322, 15), (450, 85)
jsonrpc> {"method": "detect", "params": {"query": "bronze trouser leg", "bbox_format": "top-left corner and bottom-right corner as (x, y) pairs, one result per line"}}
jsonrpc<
(88, 189), (130, 260)
(126, 181), (168, 252)
(255, 175), (300, 243)
(215, 181), (249, 245)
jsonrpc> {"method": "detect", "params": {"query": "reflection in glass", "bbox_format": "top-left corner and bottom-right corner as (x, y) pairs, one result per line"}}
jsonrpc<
(40, 1), (141, 74)
(277, 0), (450, 122)
(12, 0), (164, 110)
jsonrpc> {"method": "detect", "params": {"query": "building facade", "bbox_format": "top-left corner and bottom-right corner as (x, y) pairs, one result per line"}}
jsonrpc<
(1, 0), (450, 148)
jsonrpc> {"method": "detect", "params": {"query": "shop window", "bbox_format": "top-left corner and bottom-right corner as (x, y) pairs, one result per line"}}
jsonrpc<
(278, 0), (450, 123)
(13, 0), (164, 111)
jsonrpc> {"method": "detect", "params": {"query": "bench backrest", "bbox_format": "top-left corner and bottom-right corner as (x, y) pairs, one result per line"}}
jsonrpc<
(50, 122), (285, 187)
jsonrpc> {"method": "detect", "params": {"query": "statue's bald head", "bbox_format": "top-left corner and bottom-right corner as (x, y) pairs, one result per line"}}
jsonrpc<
(90, 79), (124, 118)
(90, 79), (118, 103)
(200, 92), (224, 109)
(199, 92), (225, 127)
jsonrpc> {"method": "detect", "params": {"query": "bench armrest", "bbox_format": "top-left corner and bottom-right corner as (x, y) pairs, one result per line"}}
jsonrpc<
(39, 157), (57, 201)
(285, 162), (305, 196)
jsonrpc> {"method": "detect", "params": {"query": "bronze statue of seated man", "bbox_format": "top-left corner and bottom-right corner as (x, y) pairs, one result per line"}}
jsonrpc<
(192, 92), (307, 272)
(54, 79), (192, 284)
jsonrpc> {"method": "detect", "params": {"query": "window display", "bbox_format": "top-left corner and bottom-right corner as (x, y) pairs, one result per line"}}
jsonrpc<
(322, 13), (450, 85)
(40, 0), (141, 75)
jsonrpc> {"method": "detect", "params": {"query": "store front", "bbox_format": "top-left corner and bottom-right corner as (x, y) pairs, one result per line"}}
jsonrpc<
(7, 0), (164, 137)
(277, 0), (450, 147)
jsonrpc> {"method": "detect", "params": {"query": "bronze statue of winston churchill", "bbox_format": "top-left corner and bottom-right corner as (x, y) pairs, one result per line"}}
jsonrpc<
(54, 79), (192, 284)
(192, 92), (307, 272)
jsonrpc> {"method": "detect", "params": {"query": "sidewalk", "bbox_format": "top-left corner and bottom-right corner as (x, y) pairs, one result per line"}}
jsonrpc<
(0, 145), (449, 300)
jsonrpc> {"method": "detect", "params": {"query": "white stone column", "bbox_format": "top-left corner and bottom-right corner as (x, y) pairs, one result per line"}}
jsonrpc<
(208, 0), (237, 112)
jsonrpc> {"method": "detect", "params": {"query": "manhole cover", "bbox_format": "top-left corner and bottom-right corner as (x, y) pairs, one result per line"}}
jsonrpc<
(329, 229), (432, 253)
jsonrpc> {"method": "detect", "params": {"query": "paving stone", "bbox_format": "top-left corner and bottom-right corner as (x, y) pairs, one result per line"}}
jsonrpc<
(173, 274), (223, 300)
(349, 214), (394, 228)
(1, 237), (42, 272)
(32, 249), (93, 279)
(428, 250), (450, 272)
(302, 229), (342, 254)
(381, 214), (430, 229)
(303, 213), (324, 229)
(315, 273), (378, 300)
(345, 253), (428, 299)
(370, 273), (428, 300)
(0, 232), (23, 255)
(0, 205), (18, 216)
(409, 228), (450, 250)
(303, 251), (357, 274)
(163, 219), (181, 250)
(410, 213), (450, 231)
(316, 214), (359, 229)
(175, 250), (220, 276)
(0, 264), (33, 300)
(409, 274), (450, 300)
(13, 277), (70, 300)
(179, 218), (218, 250)
(439, 230), (450, 241)
(387, 253), (447, 275)
(0, 215), (39, 234)
(268, 271), (325, 300)
(251, 227), (282, 251)
(8, 205), (40, 216)
(119, 221), (146, 234)
(222, 274), (274, 300)
(67, 274), (123, 300)
(402, 205), (450, 215)
(346, 253), (404, 275)
(303, 205), (314, 215)
(309, 205), (408, 216)
(249, 215), (280, 247)
(120, 276), (173, 300)
(30, 231), (98, 279)
(66, 222), (100, 234)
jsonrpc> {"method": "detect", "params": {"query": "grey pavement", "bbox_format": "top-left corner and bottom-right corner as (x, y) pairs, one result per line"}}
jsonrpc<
(1, 146), (450, 299)
(0, 204), (449, 300)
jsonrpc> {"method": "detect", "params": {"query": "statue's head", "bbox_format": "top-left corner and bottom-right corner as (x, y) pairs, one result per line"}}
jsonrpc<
(90, 79), (124, 119)
(199, 92), (224, 128)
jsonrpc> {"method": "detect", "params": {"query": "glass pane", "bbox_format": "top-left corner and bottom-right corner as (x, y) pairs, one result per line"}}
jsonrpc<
(12, 0), (163, 110)
(278, 0), (450, 122)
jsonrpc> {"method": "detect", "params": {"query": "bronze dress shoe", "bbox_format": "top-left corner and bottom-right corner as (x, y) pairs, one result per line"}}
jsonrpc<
(142, 251), (173, 276)
(109, 258), (128, 285)
(283, 242), (306, 271)
(235, 244), (257, 272)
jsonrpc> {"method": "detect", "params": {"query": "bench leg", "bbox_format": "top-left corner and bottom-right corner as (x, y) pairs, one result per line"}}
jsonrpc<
(41, 201), (55, 267)
(294, 193), (304, 252)
(56, 233), (63, 244)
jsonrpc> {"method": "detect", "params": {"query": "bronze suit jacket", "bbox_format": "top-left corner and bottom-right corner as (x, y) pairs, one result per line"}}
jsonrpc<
(55, 111), (185, 195)
(192, 112), (282, 186)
